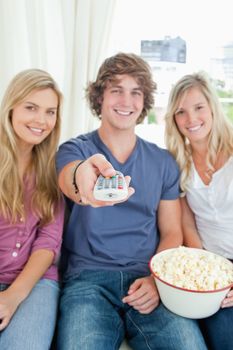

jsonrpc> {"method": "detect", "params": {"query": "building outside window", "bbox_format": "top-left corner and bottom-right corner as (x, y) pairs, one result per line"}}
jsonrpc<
(108, 0), (233, 144)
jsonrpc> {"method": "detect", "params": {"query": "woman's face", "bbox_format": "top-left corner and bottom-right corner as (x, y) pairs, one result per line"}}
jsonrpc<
(11, 88), (58, 150)
(174, 87), (213, 146)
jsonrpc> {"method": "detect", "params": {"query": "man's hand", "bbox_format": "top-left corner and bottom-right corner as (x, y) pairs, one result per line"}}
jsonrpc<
(62, 153), (135, 207)
(122, 276), (160, 314)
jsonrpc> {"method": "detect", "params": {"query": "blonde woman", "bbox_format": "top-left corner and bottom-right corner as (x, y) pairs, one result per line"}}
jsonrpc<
(165, 72), (233, 350)
(0, 69), (64, 349)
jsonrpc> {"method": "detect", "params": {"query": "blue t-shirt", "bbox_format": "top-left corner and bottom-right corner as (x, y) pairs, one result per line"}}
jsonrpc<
(56, 130), (180, 277)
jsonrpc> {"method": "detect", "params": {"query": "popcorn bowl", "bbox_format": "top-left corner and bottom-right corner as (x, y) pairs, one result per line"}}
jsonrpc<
(149, 247), (233, 319)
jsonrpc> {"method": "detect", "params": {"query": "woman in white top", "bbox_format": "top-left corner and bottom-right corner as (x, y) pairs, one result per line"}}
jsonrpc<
(165, 72), (233, 350)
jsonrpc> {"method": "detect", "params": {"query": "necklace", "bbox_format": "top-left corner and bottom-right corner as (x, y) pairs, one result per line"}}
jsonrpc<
(192, 154), (215, 184)
(204, 167), (214, 180)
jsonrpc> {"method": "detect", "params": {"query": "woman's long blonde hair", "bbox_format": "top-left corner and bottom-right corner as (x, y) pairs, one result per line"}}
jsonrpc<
(0, 69), (63, 224)
(165, 72), (233, 191)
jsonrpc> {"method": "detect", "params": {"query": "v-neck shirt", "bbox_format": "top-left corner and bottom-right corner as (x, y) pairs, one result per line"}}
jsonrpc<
(56, 130), (180, 277)
(92, 131), (138, 172)
(186, 156), (233, 259)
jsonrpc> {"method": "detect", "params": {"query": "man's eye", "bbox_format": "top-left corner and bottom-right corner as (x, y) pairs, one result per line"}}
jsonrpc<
(133, 91), (142, 96)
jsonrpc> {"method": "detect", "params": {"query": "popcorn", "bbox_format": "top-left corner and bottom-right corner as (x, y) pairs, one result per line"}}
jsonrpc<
(151, 246), (233, 291)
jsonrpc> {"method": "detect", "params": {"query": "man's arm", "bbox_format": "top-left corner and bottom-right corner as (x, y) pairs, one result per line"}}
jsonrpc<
(58, 153), (134, 207)
(122, 199), (182, 314)
(156, 198), (183, 252)
(180, 197), (203, 248)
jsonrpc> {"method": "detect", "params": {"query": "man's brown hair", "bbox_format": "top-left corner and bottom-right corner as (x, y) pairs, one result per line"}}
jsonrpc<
(86, 52), (157, 124)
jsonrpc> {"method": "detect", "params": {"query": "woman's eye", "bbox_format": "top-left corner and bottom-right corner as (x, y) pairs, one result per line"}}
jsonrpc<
(26, 106), (35, 111)
(47, 110), (56, 116)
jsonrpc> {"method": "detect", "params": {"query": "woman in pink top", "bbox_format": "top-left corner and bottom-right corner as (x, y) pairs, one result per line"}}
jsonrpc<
(0, 69), (64, 349)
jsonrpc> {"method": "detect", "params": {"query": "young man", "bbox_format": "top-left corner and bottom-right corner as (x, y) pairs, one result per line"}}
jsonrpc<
(56, 53), (207, 349)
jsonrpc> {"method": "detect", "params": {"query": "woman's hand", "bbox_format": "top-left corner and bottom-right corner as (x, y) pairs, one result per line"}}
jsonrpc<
(0, 288), (21, 331)
(221, 288), (233, 308)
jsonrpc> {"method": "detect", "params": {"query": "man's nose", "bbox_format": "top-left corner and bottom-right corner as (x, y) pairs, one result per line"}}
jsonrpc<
(119, 92), (132, 106)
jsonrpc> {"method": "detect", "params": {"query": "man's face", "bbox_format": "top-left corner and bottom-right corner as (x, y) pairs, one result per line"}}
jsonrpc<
(100, 74), (144, 132)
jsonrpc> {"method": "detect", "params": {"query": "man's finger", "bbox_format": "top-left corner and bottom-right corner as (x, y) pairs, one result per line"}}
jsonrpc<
(89, 154), (116, 177)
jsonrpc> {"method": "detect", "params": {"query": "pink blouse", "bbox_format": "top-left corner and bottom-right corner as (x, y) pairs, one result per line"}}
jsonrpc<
(0, 182), (65, 284)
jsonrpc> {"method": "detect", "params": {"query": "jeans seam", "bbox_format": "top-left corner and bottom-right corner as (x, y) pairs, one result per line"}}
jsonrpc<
(113, 319), (125, 350)
(127, 312), (152, 350)
(120, 271), (124, 297)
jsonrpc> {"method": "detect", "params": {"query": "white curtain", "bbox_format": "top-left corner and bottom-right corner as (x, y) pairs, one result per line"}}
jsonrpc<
(0, 0), (116, 142)
(0, 0), (65, 95)
(60, 0), (115, 142)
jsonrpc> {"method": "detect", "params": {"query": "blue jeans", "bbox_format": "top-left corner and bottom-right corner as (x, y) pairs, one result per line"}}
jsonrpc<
(57, 270), (207, 350)
(0, 279), (60, 350)
(199, 306), (233, 350)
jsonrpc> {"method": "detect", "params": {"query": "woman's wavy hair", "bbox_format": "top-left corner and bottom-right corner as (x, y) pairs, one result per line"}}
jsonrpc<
(86, 52), (157, 124)
(165, 71), (233, 191)
(0, 68), (63, 224)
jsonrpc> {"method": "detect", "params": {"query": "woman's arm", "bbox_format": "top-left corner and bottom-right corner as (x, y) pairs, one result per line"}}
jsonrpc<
(0, 249), (54, 331)
(180, 196), (203, 248)
(0, 199), (64, 331)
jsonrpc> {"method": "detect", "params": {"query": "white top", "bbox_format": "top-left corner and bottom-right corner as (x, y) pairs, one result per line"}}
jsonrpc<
(186, 156), (233, 259)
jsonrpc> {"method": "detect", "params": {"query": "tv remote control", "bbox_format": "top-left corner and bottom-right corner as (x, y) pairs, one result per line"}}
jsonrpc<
(93, 171), (128, 201)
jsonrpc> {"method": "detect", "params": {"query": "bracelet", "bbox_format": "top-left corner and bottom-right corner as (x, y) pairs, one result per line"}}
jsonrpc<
(72, 160), (85, 194)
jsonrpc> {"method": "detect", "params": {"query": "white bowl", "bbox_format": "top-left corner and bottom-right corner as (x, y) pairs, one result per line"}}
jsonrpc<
(149, 247), (233, 319)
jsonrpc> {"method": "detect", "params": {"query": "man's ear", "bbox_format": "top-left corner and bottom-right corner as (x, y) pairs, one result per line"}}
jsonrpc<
(98, 96), (103, 104)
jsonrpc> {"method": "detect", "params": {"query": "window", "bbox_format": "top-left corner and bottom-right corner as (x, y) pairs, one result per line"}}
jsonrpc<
(108, 0), (233, 144)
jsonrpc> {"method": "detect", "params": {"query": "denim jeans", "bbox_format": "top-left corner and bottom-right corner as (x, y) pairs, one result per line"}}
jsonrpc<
(199, 306), (233, 350)
(57, 270), (207, 350)
(0, 278), (60, 350)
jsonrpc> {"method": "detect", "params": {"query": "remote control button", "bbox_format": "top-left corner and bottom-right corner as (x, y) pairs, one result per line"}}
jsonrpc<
(104, 178), (110, 188)
(93, 170), (128, 201)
